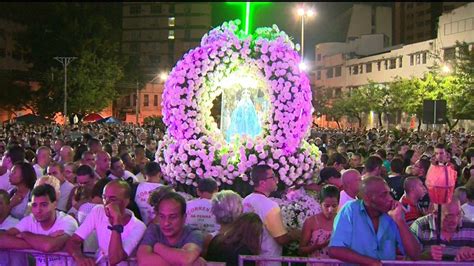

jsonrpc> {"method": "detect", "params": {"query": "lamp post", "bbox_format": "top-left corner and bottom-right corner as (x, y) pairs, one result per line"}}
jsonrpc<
(54, 56), (77, 125)
(297, 6), (315, 60)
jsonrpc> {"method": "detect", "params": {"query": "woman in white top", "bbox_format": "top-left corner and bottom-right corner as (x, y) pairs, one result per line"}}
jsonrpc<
(8, 162), (37, 220)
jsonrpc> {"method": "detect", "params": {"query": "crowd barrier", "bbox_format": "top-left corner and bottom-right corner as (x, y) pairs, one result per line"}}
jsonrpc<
(0, 249), (226, 266)
(238, 255), (474, 266)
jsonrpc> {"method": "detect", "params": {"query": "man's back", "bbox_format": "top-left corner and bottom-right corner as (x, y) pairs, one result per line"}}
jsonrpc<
(185, 197), (219, 234)
(243, 193), (284, 259)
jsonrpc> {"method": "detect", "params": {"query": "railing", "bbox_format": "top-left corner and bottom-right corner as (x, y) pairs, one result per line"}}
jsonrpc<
(0, 249), (226, 266)
(238, 255), (474, 266)
(0, 249), (135, 266)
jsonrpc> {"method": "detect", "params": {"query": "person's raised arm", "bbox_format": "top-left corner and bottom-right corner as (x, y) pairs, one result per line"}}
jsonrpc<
(105, 202), (128, 265)
(389, 201), (421, 260)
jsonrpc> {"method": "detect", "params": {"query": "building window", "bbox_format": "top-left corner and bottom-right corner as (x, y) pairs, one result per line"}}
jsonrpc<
(366, 63), (372, 73)
(154, 95), (158, 106)
(168, 30), (175, 40)
(444, 47), (455, 61)
(130, 5), (141, 15)
(399, 57), (403, 68)
(352, 65), (358, 75)
(389, 58), (396, 69)
(144, 94), (149, 107)
(169, 4), (175, 13)
(377, 61), (381, 71)
(327, 67), (334, 78)
(384, 60), (388, 70)
(316, 70), (321, 80)
(126, 95), (132, 107)
(415, 54), (421, 64)
(422, 52), (427, 64)
(317, 54), (322, 61)
(168, 17), (175, 27)
(335, 66), (341, 77)
(410, 54), (414, 66)
(335, 87), (342, 97)
(150, 4), (162, 14)
(133, 94), (137, 106)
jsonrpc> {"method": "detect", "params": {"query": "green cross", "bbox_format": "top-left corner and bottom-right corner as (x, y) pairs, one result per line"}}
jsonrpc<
(226, 2), (271, 34)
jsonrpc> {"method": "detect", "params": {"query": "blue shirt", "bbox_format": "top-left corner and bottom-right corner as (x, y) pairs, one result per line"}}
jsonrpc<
(329, 200), (405, 261)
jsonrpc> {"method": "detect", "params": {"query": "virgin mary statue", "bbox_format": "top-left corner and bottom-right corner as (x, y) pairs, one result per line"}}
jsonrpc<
(226, 88), (262, 142)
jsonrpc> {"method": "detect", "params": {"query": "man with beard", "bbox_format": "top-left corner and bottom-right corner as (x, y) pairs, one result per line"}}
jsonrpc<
(328, 176), (421, 265)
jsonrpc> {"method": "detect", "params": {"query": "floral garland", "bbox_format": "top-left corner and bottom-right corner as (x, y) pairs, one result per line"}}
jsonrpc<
(280, 187), (321, 229)
(159, 20), (320, 188)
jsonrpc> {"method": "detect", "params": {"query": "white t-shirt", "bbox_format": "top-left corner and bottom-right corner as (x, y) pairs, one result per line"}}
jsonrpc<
(108, 170), (138, 183)
(15, 211), (78, 266)
(462, 203), (474, 222)
(243, 193), (287, 266)
(77, 202), (100, 253)
(74, 205), (146, 266)
(185, 198), (220, 234)
(33, 164), (46, 179)
(0, 215), (19, 230)
(135, 182), (162, 225)
(338, 190), (355, 209)
(0, 169), (12, 191)
(58, 180), (75, 212)
(9, 189), (31, 220)
(135, 172), (145, 183)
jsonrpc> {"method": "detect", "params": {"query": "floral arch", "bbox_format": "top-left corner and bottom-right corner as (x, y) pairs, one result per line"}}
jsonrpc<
(158, 20), (321, 192)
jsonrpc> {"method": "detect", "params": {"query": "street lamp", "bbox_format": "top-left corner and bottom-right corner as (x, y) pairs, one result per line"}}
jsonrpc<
(296, 6), (315, 60)
(54, 56), (77, 125)
(441, 64), (451, 74)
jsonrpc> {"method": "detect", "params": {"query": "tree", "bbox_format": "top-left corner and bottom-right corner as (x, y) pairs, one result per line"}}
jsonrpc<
(1, 3), (127, 118)
(344, 89), (370, 128)
(0, 71), (34, 117)
(424, 41), (474, 129)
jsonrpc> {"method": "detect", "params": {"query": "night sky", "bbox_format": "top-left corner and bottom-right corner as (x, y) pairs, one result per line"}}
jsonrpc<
(212, 2), (394, 62)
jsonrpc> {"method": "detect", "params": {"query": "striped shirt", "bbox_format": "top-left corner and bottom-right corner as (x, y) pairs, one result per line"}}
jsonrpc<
(410, 214), (474, 259)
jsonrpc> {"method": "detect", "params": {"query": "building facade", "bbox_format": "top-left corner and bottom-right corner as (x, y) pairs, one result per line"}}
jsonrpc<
(393, 2), (468, 45)
(117, 2), (212, 123)
(314, 3), (473, 129)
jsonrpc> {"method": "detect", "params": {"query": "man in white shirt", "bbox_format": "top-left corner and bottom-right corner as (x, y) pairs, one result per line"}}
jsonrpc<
(66, 179), (146, 266)
(0, 189), (19, 230)
(243, 165), (300, 266)
(135, 162), (163, 225)
(108, 157), (138, 184)
(0, 184), (78, 266)
(95, 150), (111, 179)
(339, 169), (361, 209)
(47, 162), (75, 212)
(33, 146), (52, 179)
(185, 178), (219, 234)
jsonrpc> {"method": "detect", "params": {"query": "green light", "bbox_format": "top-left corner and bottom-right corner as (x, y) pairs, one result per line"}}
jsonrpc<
(226, 2), (271, 35)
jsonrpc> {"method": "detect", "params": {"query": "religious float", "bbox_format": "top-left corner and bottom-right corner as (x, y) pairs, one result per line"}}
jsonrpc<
(158, 20), (321, 195)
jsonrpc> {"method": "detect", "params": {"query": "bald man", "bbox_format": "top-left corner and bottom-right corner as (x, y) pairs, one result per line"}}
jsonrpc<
(59, 145), (74, 164)
(66, 180), (146, 266)
(339, 169), (362, 209)
(328, 176), (421, 265)
(95, 151), (111, 179)
(410, 199), (474, 262)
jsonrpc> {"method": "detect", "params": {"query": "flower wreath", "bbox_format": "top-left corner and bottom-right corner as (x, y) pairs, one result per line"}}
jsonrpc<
(159, 20), (321, 188)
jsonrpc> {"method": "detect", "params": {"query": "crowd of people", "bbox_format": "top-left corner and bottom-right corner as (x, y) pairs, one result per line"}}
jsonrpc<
(0, 122), (473, 266)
